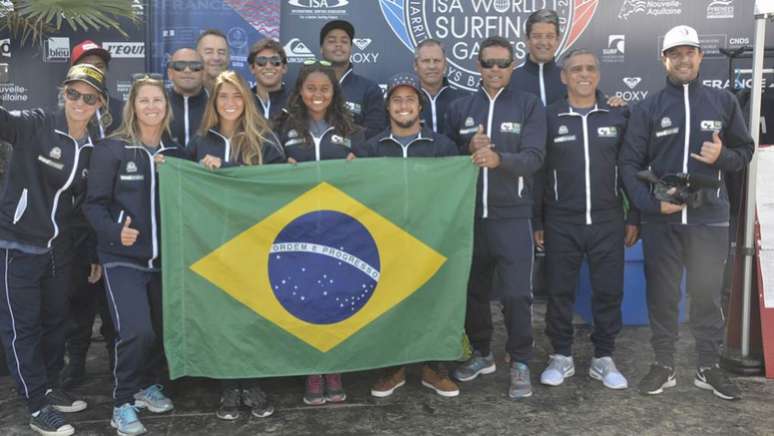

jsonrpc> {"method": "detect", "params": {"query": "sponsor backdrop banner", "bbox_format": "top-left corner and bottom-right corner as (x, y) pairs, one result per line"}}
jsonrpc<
(281, 0), (774, 105)
(148, 0), (280, 83)
(0, 2), (146, 109)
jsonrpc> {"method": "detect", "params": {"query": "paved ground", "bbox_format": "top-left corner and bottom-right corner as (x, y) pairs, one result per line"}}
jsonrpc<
(1, 303), (773, 436)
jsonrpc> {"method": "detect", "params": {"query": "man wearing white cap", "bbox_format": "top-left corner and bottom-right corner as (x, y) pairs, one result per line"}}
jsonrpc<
(619, 25), (754, 400)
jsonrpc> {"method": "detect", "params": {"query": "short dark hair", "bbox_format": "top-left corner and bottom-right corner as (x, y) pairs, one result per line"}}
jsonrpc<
(248, 38), (287, 65)
(196, 29), (227, 49)
(415, 39), (446, 59)
(560, 48), (598, 71)
(526, 9), (560, 37)
(478, 36), (513, 62)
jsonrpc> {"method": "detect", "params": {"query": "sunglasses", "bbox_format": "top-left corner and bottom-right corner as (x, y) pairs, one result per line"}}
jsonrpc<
(64, 87), (100, 106)
(132, 73), (164, 83)
(254, 56), (283, 67)
(303, 59), (332, 67)
(480, 58), (513, 69)
(168, 60), (204, 72)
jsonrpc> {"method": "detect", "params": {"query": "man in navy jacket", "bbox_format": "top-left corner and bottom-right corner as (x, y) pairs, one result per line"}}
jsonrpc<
(620, 25), (754, 400)
(413, 39), (467, 134)
(445, 36), (546, 399)
(535, 49), (638, 390)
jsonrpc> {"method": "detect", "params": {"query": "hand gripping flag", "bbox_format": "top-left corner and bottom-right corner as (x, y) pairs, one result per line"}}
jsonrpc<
(160, 157), (478, 378)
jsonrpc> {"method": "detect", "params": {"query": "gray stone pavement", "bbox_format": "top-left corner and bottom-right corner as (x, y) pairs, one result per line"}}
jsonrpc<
(1, 303), (773, 436)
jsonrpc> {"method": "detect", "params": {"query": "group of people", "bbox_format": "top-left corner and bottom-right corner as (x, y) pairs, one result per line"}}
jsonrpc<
(0, 8), (754, 436)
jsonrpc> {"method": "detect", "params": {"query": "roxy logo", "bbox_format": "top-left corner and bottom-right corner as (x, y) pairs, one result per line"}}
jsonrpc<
(288, 0), (348, 7)
(622, 77), (641, 89)
(616, 76), (648, 102)
(353, 38), (372, 51)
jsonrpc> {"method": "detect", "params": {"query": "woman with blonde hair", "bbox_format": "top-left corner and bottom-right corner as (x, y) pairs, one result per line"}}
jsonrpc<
(0, 63), (106, 436)
(186, 70), (283, 421)
(85, 73), (185, 436)
(188, 70), (284, 169)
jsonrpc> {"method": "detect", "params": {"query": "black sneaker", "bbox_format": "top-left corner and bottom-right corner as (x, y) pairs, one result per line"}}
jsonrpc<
(216, 388), (241, 421)
(242, 386), (274, 418)
(29, 405), (74, 436)
(45, 389), (87, 413)
(694, 365), (741, 400)
(59, 361), (85, 389)
(638, 363), (676, 395)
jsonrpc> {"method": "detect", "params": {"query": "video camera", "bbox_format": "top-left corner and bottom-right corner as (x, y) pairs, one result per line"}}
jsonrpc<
(637, 170), (722, 208)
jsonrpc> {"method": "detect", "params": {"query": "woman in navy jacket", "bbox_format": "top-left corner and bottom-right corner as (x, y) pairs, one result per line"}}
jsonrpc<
(274, 60), (364, 405)
(187, 71), (283, 421)
(84, 74), (184, 436)
(0, 63), (107, 436)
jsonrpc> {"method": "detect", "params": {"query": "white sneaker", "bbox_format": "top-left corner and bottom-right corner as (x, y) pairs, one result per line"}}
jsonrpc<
(589, 356), (628, 389)
(540, 354), (575, 386)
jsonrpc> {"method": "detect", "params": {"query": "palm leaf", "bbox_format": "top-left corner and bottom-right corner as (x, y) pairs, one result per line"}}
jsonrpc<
(0, 0), (139, 47)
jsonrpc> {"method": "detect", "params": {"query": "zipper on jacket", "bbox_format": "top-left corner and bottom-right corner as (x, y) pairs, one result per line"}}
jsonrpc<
(12, 188), (28, 224)
(423, 87), (447, 133)
(681, 84), (690, 225)
(553, 170), (558, 201)
(717, 170), (722, 198)
(117, 209), (125, 224)
(208, 129), (231, 163)
(538, 63), (546, 106)
(311, 127), (335, 162)
(49, 131), (93, 248)
(483, 88), (504, 218)
(581, 113), (592, 225)
(614, 166), (619, 197)
(184, 96), (190, 145)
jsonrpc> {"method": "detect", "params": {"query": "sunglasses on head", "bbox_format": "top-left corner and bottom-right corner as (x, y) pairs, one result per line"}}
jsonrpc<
(254, 55), (283, 67)
(131, 73), (164, 83)
(303, 59), (332, 67)
(64, 87), (100, 106)
(168, 60), (204, 72)
(480, 58), (513, 69)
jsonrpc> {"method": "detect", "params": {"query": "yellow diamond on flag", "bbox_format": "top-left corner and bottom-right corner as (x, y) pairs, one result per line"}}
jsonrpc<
(190, 182), (447, 352)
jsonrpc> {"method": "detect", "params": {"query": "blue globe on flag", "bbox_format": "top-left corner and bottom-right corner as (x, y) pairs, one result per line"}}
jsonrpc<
(268, 210), (381, 325)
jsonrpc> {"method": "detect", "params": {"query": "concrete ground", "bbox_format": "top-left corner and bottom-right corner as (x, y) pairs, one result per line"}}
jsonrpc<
(1, 303), (772, 436)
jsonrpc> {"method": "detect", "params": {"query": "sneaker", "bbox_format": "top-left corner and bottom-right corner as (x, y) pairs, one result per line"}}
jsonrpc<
(45, 388), (87, 413)
(453, 351), (496, 382)
(60, 361), (85, 390)
(133, 384), (174, 413)
(111, 403), (146, 436)
(421, 364), (459, 397)
(508, 362), (533, 399)
(371, 367), (407, 398)
(29, 405), (75, 436)
(242, 386), (275, 418)
(303, 375), (326, 406)
(694, 365), (741, 400)
(324, 373), (347, 403)
(589, 357), (628, 390)
(540, 354), (575, 386)
(638, 363), (676, 395)
(215, 388), (241, 421)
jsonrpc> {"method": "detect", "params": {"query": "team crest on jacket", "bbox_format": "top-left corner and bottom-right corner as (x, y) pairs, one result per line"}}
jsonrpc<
(597, 126), (618, 138)
(127, 161), (138, 173)
(49, 147), (62, 160)
(346, 101), (362, 115)
(464, 117), (475, 127)
(700, 120), (722, 131)
(661, 117), (672, 128)
(331, 134), (352, 148)
(500, 122), (520, 134)
(288, 129), (298, 139)
(558, 125), (569, 135)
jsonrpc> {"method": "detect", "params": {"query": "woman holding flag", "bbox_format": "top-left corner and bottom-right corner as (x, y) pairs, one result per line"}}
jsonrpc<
(186, 70), (284, 421)
(84, 73), (183, 436)
(275, 59), (366, 405)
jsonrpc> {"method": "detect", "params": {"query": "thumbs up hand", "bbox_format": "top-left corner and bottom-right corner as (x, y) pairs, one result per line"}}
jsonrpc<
(468, 124), (491, 153)
(691, 131), (722, 165)
(120, 216), (139, 247)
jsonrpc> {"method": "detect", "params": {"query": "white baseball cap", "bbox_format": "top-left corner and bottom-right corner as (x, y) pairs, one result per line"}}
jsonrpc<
(662, 25), (701, 54)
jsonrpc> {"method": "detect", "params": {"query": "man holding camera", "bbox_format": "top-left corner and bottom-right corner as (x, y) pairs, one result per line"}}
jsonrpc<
(619, 25), (754, 400)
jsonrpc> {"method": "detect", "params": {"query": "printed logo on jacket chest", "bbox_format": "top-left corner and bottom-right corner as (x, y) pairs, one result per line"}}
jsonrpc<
(500, 122), (521, 134)
(597, 126), (618, 138)
(700, 120), (722, 132)
(331, 134), (352, 148)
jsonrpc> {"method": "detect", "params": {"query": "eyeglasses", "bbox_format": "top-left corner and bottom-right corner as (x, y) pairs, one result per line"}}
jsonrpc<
(303, 59), (332, 66)
(480, 58), (513, 69)
(131, 73), (164, 83)
(254, 55), (283, 67)
(168, 61), (204, 72)
(64, 87), (100, 106)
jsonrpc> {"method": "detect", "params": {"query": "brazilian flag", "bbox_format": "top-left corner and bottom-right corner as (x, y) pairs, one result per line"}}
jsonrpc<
(159, 157), (478, 378)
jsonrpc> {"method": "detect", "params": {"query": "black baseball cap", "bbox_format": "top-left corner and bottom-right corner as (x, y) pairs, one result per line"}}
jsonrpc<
(320, 19), (355, 45)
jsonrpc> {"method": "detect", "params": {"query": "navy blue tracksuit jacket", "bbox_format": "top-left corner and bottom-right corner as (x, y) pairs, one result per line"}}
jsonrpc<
(510, 57), (566, 106)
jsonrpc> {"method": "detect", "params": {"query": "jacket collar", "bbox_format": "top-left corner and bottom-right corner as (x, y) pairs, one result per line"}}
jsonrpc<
(556, 90), (611, 116)
(377, 126), (434, 143)
(170, 86), (207, 102)
(664, 75), (702, 97)
(521, 56), (558, 73)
